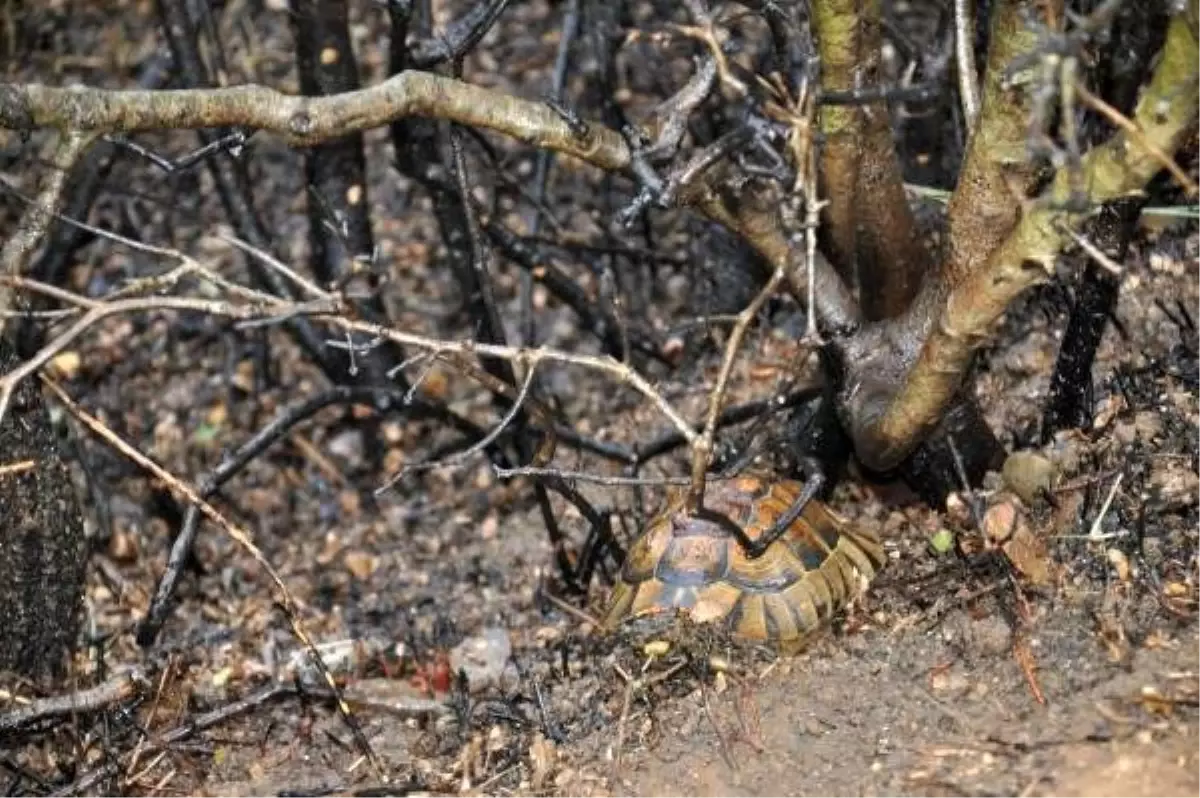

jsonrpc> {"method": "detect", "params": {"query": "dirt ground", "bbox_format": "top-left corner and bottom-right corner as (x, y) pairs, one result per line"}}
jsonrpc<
(0, 2), (1197, 797)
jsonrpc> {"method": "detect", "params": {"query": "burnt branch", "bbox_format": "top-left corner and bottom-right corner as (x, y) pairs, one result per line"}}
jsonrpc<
(1040, 198), (1142, 439)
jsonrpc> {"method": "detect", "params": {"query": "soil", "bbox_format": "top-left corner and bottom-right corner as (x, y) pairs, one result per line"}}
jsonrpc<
(0, 2), (1197, 797)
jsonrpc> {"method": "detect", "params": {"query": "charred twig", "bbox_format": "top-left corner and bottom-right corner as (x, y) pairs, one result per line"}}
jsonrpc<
(388, 363), (538, 481)
(0, 669), (148, 734)
(54, 683), (300, 797)
(1041, 201), (1140, 440)
(106, 131), (249, 175)
(40, 377), (385, 780)
(494, 467), (692, 487)
(136, 384), (497, 648)
(407, 0), (513, 68)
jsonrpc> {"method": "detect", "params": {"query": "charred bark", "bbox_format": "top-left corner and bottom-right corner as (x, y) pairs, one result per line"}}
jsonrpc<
(0, 336), (88, 685)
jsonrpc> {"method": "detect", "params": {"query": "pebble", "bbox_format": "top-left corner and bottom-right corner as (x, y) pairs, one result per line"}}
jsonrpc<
(1002, 450), (1057, 504)
(327, 429), (364, 466)
(449, 627), (513, 693)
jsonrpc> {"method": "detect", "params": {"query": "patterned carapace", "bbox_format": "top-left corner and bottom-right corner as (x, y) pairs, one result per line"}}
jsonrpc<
(601, 475), (886, 645)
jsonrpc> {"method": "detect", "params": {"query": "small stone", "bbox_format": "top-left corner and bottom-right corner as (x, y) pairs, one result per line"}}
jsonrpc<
(49, 350), (82, 380)
(1107, 548), (1131, 582)
(449, 627), (513, 693)
(1002, 451), (1058, 504)
(968, 615), (1013, 656)
(107, 526), (140, 563)
(327, 429), (364, 466)
(344, 550), (377, 580)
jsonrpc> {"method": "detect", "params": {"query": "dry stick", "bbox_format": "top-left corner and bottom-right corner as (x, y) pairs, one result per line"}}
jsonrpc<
(760, 68), (826, 342)
(0, 459), (35, 478)
(0, 268), (698, 460)
(326, 316), (700, 448)
(955, 0), (981, 132)
(1073, 80), (1199, 197)
(38, 377), (387, 781)
(0, 286), (335, 426)
(0, 130), (96, 334)
(0, 668), (148, 733)
(1058, 223), (1125, 275)
(218, 232), (333, 300)
(687, 265), (786, 510)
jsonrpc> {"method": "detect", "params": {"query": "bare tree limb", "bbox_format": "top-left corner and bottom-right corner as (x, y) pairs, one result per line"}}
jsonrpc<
(0, 71), (631, 171)
(852, 3), (1199, 471)
(943, 0), (1055, 290)
(811, 0), (930, 319)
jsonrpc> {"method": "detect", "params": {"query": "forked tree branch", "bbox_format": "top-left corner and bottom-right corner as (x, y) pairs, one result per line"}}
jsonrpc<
(852, 2), (1199, 471)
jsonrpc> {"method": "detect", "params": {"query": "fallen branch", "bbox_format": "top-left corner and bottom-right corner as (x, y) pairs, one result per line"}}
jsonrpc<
(0, 668), (147, 734)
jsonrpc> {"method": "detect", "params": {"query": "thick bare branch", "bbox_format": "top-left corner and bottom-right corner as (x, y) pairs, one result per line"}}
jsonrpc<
(0, 71), (630, 171)
(852, 3), (1199, 471)
(943, 0), (1055, 289)
(811, 0), (930, 320)
(681, 168), (861, 333)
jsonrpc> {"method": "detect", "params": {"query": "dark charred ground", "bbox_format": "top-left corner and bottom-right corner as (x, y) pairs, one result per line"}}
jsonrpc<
(0, 2), (1197, 797)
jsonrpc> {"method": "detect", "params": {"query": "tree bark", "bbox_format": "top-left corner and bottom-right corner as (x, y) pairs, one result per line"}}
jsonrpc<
(0, 337), (88, 685)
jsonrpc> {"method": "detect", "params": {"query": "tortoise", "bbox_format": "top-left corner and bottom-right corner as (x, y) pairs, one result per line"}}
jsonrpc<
(600, 474), (886, 650)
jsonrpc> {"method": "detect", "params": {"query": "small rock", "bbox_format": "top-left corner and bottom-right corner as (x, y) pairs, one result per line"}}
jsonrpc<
(982, 496), (1053, 586)
(49, 350), (82, 380)
(344, 550), (377, 580)
(968, 615), (1013, 657)
(1002, 451), (1058, 504)
(1148, 459), (1199, 511)
(449, 627), (513, 693)
(1107, 548), (1132, 582)
(327, 429), (364, 466)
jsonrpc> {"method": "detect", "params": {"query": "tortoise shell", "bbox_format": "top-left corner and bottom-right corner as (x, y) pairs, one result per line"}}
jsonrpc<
(601, 475), (886, 645)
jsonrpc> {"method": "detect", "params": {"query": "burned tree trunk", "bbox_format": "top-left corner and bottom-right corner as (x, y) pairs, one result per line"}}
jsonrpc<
(0, 336), (88, 685)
